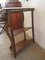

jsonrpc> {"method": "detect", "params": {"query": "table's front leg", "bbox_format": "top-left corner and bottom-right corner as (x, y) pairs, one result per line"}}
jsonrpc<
(8, 12), (16, 58)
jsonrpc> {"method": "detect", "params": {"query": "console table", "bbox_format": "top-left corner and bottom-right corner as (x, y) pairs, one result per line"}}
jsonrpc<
(2, 7), (35, 58)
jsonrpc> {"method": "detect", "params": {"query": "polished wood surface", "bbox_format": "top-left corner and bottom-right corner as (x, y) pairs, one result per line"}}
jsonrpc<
(9, 12), (24, 30)
(5, 2), (24, 30)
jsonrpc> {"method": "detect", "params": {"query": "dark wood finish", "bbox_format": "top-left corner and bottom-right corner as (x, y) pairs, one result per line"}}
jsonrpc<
(31, 11), (35, 43)
(16, 39), (33, 52)
(4, 2), (35, 58)
(9, 12), (24, 30)
(9, 27), (32, 36)
(8, 13), (16, 58)
(5, 2), (24, 30)
(5, 2), (26, 58)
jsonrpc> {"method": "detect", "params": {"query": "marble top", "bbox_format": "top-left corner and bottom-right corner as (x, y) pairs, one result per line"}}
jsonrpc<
(2, 7), (34, 11)
(0, 7), (34, 13)
(2, 7), (34, 9)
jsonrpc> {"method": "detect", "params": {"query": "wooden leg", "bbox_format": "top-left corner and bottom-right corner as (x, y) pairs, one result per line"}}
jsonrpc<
(8, 13), (16, 58)
(31, 11), (35, 43)
(4, 23), (15, 55)
(4, 23), (13, 51)
(10, 31), (16, 58)
(24, 31), (26, 40)
(5, 26), (16, 58)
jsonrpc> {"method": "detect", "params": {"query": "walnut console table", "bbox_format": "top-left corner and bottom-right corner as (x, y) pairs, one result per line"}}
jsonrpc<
(2, 7), (35, 58)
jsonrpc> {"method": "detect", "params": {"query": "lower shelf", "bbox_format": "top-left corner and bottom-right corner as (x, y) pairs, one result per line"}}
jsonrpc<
(16, 39), (33, 53)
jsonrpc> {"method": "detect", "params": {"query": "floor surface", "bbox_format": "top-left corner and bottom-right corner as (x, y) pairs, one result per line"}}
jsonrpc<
(0, 32), (45, 60)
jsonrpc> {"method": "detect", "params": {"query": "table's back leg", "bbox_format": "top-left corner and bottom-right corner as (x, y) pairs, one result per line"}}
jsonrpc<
(31, 11), (35, 43)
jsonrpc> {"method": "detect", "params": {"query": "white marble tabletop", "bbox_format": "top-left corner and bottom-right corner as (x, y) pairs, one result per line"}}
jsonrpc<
(2, 7), (34, 10)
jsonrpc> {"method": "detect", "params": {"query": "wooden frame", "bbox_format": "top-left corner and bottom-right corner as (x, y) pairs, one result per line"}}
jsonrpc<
(3, 7), (35, 58)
